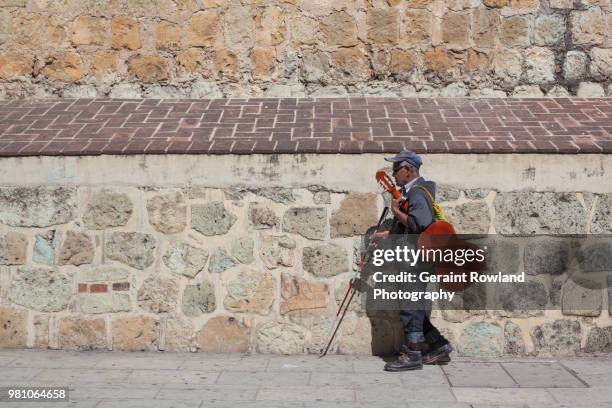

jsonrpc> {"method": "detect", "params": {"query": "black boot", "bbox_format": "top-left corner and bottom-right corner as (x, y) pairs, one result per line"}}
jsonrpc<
(384, 345), (423, 372)
(422, 325), (452, 365)
(422, 343), (453, 365)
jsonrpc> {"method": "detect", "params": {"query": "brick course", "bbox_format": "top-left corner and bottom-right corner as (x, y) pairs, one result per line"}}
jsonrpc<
(1, 98), (611, 155)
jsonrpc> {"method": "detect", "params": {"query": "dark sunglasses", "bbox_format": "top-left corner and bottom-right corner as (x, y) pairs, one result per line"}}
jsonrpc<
(392, 165), (409, 175)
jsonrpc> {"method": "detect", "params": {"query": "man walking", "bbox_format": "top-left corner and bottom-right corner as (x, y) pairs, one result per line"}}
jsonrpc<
(371, 151), (453, 371)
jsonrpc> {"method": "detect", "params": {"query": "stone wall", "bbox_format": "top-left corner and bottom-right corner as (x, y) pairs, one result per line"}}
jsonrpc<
(3, 0), (612, 99)
(0, 153), (611, 355)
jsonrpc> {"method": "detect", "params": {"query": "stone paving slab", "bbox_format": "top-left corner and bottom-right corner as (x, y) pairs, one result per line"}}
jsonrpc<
(257, 386), (354, 402)
(443, 362), (517, 388)
(551, 386), (612, 405)
(0, 350), (610, 407)
(69, 384), (161, 400)
(125, 369), (220, 386)
(303, 404), (472, 408)
(356, 384), (456, 403)
(155, 384), (259, 402)
(180, 355), (270, 371)
(1, 98), (611, 156)
(96, 401), (199, 408)
(266, 355), (355, 373)
(31, 369), (132, 385)
(452, 388), (557, 405)
(309, 372), (403, 387)
(502, 362), (587, 388)
(217, 371), (309, 386)
(559, 359), (612, 387)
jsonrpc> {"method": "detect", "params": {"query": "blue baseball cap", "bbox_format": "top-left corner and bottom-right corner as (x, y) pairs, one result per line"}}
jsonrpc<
(384, 150), (423, 169)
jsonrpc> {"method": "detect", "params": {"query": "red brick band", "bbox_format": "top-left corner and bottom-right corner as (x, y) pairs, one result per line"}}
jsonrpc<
(1, 98), (611, 155)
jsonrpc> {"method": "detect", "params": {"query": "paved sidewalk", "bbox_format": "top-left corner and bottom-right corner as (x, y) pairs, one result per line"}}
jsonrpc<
(0, 349), (610, 408)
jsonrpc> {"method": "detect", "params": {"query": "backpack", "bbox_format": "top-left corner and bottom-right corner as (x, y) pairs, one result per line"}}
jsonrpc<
(413, 184), (486, 292)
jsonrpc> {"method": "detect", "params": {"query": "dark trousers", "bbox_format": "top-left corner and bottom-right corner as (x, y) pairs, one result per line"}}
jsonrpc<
(400, 309), (448, 347)
(398, 267), (448, 347)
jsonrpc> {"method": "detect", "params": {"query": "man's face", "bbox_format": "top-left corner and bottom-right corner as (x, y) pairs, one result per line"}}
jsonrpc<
(393, 164), (415, 187)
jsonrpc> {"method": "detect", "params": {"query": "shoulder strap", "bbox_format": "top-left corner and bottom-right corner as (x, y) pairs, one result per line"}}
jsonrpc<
(413, 185), (448, 222)
(413, 184), (435, 204)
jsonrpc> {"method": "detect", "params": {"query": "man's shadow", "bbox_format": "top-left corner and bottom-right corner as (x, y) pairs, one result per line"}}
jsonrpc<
(352, 220), (404, 360)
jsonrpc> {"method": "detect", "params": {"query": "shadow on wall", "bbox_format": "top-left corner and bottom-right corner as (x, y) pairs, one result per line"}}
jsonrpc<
(352, 221), (403, 356)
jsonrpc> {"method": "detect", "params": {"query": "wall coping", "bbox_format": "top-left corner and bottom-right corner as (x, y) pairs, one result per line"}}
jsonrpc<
(1, 97), (611, 156)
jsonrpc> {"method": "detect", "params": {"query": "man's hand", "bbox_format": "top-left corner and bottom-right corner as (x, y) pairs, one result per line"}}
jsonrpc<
(371, 230), (390, 245)
(391, 197), (404, 216)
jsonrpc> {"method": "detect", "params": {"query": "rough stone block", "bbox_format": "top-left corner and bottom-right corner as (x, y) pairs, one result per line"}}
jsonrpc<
(504, 320), (525, 355)
(79, 292), (131, 313)
(303, 244), (348, 277)
(137, 275), (179, 313)
(367, 8), (399, 45)
(72, 15), (106, 46)
(43, 52), (84, 82)
(500, 15), (530, 47)
(112, 316), (159, 351)
(146, 192), (186, 234)
(0, 231), (27, 265)
(577, 82), (605, 97)
(58, 230), (94, 266)
(128, 55), (169, 82)
(584, 326), (612, 353)
(321, 11), (358, 47)
(493, 48), (523, 87)
(495, 279), (548, 316)
(111, 16), (140, 50)
(224, 269), (275, 314)
(561, 278), (602, 317)
(9, 267), (72, 312)
(494, 192), (587, 235)
(524, 239), (569, 275)
(524, 47), (556, 85)
(591, 194), (612, 233)
(563, 50), (588, 82)
(0, 186), (76, 227)
(403, 9), (431, 44)
(230, 236), (254, 264)
(192, 201), (237, 236)
(0, 307), (27, 348)
(208, 247), (236, 273)
(164, 315), (194, 352)
(531, 319), (581, 356)
(187, 10), (219, 47)
(459, 321), (503, 357)
(182, 282), (216, 317)
(196, 315), (249, 352)
(280, 273), (328, 315)
(105, 232), (156, 270)
(260, 234), (295, 269)
(58, 317), (107, 351)
(442, 11), (470, 49)
(443, 201), (490, 234)
(283, 207), (327, 240)
(534, 13), (566, 46)
(330, 193), (378, 238)
(570, 8), (604, 46)
(0, 53), (33, 79)
(80, 265), (129, 282)
(156, 20), (181, 50)
(256, 320), (305, 354)
(163, 241), (208, 278)
(577, 241), (612, 273)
